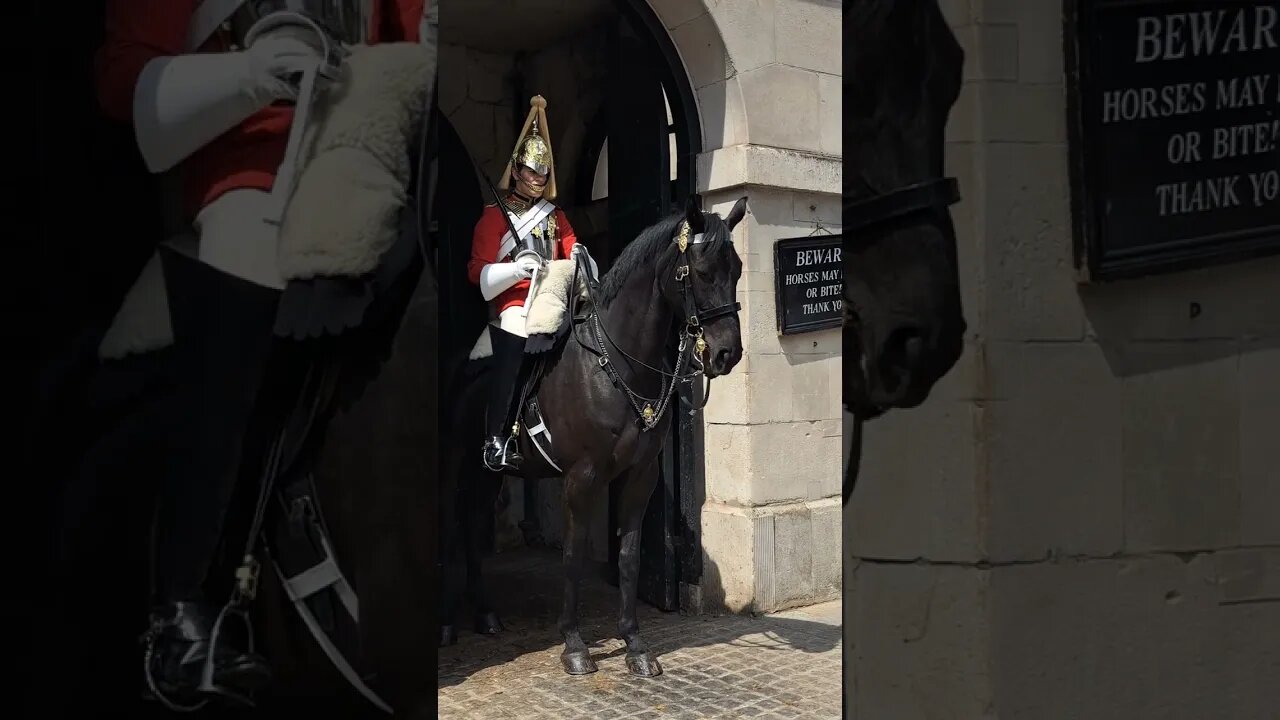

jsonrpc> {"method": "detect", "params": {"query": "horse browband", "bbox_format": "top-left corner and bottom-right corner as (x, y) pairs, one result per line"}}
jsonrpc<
(843, 176), (960, 233)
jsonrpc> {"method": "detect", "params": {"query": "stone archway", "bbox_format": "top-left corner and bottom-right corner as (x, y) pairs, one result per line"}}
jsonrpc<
(438, 0), (843, 618)
(436, 0), (715, 613)
(642, 0), (746, 156)
(645, 0), (842, 192)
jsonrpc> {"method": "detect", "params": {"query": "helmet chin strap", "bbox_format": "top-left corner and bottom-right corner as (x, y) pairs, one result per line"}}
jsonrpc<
(512, 171), (546, 201)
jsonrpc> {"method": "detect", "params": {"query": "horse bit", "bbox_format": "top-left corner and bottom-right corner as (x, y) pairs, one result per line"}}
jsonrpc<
(576, 219), (740, 431)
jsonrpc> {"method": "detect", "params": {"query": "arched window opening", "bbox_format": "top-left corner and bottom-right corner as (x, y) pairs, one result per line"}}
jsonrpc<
(589, 86), (678, 202)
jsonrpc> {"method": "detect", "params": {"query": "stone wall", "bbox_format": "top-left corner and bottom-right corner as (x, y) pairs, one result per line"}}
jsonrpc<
(843, 1), (1280, 717)
(669, 0), (845, 614)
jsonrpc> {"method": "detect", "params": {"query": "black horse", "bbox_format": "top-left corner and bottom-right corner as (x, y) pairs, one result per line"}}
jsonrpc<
(841, 0), (968, 503)
(34, 177), (440, 720)
(31, 48), (442, 720)
(440, 196), (747, 677)
(247, 218), (441, 719)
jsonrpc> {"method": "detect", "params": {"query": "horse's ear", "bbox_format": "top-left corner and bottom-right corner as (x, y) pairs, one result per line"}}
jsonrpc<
(684, 195), (705, 232)
(724, 196), (748, 231)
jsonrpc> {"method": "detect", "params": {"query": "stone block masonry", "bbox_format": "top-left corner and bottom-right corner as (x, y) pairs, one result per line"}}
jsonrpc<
(846, 1), (1280, 717)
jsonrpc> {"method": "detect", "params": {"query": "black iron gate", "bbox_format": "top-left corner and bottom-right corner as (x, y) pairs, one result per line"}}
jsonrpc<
(605, 8), (703, 613)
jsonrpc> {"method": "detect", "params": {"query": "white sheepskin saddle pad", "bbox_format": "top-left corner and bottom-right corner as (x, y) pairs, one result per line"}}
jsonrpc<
(97, 41), (432, 361)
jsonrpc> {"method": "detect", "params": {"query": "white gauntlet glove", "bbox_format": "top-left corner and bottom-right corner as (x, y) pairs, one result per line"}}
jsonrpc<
(132, 27), (330, 173)
(515, 255), (542, 275)
(478, 258), (537, 301)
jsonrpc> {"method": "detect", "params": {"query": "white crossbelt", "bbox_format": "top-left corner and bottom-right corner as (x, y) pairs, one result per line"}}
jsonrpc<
(185, 0), (247, 51)
(527, 418), (562, 472)
(496, 199), (555, 261)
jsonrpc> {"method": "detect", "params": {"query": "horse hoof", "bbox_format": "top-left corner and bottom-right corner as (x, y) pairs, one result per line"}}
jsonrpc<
(560, 650), (598, 675)
(473, 611), (504, 635)
(439, 625), (458, 647)
(625, 652), (663, 678)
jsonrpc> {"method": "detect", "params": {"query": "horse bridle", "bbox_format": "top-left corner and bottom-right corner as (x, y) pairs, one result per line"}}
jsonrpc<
(672, 219), (742, 352)
(841, 175), (961, 506)
(842, 176), (960, 233)
(840, 174), (961, 343)
(573, 217), (741, 431)
(840, 175), (961, 353)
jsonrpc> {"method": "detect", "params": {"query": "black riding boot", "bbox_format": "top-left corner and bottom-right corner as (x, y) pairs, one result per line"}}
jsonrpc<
(482, 326), (529, 472)
(143, 247), (277, 707)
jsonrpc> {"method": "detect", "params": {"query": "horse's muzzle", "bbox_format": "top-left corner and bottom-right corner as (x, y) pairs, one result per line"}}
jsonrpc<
(706, 343), (742, 378)
(867, 317), (964, 409)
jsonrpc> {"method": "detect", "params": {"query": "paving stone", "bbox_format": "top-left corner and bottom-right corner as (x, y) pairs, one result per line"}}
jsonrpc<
(438, 549), (841, 719)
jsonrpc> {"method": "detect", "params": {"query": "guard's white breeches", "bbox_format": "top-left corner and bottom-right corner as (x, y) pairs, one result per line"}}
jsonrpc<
(499, 304), (529, 338)
(192, 188), (286, 289)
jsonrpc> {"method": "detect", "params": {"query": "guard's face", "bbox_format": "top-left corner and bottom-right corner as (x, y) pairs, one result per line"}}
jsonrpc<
(514, 165), (547, 198)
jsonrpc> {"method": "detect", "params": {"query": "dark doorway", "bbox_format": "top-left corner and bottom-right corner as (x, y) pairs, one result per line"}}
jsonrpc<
(606, 0), (706, 615)
(435, 0), (704, 613)
(604, 13), (682, 613)
(434, 113), (489, 368)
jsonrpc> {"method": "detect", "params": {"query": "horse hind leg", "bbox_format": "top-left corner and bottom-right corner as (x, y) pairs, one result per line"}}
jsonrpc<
(439, 525), (465, 646)
(616, 460), (663, 677)
(438, 445), (466, 646)
(465, 472), (505, 636)
(558, 461), (600, 675)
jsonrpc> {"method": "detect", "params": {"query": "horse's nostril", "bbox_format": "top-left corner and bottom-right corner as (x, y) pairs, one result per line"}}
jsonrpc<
(882, 326), (926, 369)
(904, 334), (924, 366)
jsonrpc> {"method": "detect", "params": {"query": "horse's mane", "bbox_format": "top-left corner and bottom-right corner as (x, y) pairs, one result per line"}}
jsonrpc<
(596, 209), (730, 306)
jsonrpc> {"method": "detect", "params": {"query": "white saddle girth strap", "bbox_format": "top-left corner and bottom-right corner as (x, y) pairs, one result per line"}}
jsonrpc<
(272, 530), (394, 714)
(526, 411), (561, 472)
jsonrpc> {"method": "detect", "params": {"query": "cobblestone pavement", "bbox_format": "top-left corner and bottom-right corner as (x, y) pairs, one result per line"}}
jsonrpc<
(439, 549), (841, 719)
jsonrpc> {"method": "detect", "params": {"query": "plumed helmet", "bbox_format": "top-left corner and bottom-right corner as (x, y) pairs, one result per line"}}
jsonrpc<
(499, 95), (557, 201)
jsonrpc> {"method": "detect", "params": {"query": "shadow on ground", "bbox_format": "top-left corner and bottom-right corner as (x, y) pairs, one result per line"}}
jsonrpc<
(438, 548), (841, 720)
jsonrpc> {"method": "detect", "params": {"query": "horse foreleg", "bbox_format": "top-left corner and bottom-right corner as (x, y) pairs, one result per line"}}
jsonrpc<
(465, 473), (504, 635)
(616, 459), (662, 677)
(558, 461), (599, 675)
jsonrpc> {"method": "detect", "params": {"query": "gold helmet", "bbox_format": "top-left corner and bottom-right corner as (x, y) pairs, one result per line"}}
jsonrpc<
(500, 95), (557, 201)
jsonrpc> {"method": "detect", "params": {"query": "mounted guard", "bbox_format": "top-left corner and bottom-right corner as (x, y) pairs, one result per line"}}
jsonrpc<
(468, 95), (593, 472)
(91, 0), (431, 711)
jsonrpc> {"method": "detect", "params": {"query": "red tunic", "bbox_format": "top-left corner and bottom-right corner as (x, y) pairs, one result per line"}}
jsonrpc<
(95, 0), (426, 218)
(467, 203), (578, 313)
